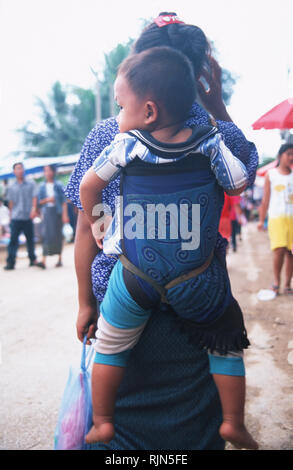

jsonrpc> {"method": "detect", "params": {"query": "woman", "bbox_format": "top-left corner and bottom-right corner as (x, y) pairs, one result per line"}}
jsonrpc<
(65, 13), (258, 450)
(258, 143), (293, 294)
(37, 165), (69, 268)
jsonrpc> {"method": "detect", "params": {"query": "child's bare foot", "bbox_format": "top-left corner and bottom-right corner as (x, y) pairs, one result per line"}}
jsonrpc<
(220, 421), (259, 450)
(85, 420), (115, 445)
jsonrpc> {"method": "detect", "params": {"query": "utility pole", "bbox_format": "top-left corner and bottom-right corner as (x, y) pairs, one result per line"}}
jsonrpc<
(90, 67), (101, 123)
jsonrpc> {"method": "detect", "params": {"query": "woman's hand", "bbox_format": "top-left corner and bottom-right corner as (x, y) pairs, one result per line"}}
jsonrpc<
(76, 303), (98, 345)
(257, 221), (265, 231)
(197, 57), (232, 122)
(62, 214), (70, 225)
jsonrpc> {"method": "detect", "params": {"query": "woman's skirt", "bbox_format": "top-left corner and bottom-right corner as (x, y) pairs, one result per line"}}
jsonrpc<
(41, 206), (63, 256)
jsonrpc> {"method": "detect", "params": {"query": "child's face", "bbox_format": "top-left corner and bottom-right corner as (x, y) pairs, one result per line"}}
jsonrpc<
(280, 148), (293, 169)
(114, 74), (148, 133)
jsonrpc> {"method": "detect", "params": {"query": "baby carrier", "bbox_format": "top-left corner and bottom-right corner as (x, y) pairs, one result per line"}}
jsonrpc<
(116, 123), (249, 354)
(119, 125), (227, 303)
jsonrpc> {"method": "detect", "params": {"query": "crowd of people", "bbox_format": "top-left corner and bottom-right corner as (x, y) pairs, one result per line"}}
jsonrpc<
(0, 163), (263, 269)
(1, 162), (77, 270)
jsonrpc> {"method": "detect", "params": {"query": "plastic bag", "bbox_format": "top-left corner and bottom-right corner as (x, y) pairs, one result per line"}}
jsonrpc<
(62, 223), (74, 243)
(54, 337), (94, 450)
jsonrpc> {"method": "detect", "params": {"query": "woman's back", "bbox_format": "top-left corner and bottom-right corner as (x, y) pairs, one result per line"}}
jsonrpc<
(65, 102), (257, 449)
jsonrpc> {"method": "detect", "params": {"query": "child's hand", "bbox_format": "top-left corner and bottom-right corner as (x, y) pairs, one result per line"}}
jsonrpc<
(90, 215), (112, 250)
(257, 221), (265, 231)
(91, 222), (104, 249)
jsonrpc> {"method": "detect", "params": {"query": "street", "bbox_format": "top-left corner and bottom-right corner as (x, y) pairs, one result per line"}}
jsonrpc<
(0, 222), (292, 450)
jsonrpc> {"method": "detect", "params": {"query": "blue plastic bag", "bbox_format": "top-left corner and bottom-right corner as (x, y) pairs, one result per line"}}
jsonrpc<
(54, 337), (94, 450)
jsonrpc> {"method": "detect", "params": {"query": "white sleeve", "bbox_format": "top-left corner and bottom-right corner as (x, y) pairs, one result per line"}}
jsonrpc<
(92, 133), (139, 182)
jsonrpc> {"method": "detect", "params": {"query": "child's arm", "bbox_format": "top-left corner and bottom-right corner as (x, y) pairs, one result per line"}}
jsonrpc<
(200, 133), (249, 194)
(80, 133), (139, 246)
(80, 169), (107, 225)
(80, 169), (108, 248)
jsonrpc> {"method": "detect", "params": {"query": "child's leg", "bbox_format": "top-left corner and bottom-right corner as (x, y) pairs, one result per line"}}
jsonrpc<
(86, 261), (153, 444)
(209, 352), (258, 449)
(85, 362), (125, 444)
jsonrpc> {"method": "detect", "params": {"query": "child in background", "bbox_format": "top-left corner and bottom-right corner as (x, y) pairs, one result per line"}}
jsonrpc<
(80, 47), (258, 449)
(258, 143), (293, 294)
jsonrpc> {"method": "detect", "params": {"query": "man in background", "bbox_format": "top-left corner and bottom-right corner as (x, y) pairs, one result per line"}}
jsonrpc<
(4, 162), (39, 270)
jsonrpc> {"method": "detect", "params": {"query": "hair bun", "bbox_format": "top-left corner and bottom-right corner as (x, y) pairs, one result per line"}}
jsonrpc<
(158, 12), (178, 17)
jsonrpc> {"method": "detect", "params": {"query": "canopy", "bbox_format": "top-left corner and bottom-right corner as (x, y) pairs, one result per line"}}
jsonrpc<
(256, 159), (278, 176)
(0, 154), (79, 180)
(252, 98), (293, 130)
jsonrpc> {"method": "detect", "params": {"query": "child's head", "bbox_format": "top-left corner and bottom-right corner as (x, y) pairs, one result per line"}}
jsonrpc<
(115, 46), (196, 133)
(277, 143), (293, 169)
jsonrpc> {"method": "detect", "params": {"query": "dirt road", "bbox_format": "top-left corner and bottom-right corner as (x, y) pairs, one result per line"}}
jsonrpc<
(0, 221), (292, 450)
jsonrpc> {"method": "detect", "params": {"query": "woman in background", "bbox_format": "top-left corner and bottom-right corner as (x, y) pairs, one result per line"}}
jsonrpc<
(37, 165), (69, 268)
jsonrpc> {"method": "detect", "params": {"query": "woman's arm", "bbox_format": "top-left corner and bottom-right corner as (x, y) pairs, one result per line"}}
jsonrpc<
(80, 168), (108, 224)
(62, 201), (70, 224)
(257, 173), (271, 230)
(39, 197), (55, 205)
(74, 209), (100, 345)
(198, 57), (233, 122)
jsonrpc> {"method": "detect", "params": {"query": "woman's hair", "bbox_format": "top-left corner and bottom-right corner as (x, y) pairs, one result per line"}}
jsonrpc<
(133, 12), (210, 78)
(44, 164), (57, 175)
(118, 46), (196, 122)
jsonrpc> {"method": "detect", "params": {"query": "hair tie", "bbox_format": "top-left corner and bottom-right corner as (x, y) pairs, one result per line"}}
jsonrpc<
(154, 14), (185, 28)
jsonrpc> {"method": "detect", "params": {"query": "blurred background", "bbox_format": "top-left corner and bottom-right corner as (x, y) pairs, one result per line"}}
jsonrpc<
(1, 0), (293, 166)
(1, 1), (293, 450)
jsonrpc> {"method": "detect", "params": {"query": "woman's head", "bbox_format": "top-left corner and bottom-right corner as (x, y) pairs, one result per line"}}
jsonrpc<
(133, 12), (210, 79)
(115, 46), (196, 133)
(44, 164), (57, 181)
(277, 143), (293, 169)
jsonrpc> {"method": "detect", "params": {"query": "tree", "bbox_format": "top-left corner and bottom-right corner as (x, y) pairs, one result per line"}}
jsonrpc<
(98, 40), (133, 119)
(18, 37), (236, 158)
(18, 81), (96, 157)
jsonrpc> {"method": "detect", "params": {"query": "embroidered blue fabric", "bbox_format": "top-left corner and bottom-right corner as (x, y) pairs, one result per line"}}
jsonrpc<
(65, 102), (258, 450)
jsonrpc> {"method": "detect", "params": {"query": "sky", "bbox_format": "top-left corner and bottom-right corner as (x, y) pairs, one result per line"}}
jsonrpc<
(0, 0), (293, 163)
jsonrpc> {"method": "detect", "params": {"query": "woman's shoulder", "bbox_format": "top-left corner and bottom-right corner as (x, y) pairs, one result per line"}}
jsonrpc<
(85, 117), (119, 153)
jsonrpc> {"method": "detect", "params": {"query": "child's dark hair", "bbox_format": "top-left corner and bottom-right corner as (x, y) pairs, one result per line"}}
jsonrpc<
(278, 143), (293, 156)
(277, 143), (293, 165)
(118, 46), (196, 122)
(133, 12), (210, 78)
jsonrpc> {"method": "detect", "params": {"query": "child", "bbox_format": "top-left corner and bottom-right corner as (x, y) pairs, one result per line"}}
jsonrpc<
(80, 47), (258, 449)
(258, 143), (293, 294)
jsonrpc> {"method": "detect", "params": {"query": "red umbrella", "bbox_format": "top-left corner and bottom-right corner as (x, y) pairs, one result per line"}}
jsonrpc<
(256, 159), (278, 176)
(252, 98), (293, 130)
